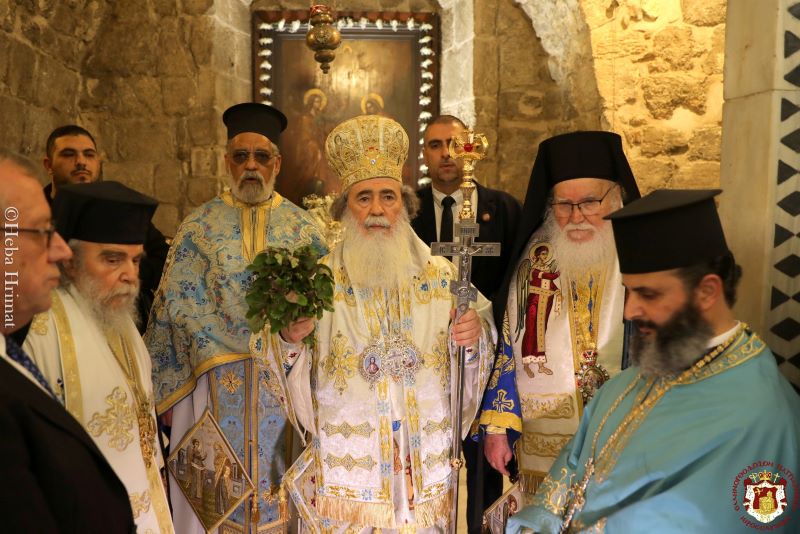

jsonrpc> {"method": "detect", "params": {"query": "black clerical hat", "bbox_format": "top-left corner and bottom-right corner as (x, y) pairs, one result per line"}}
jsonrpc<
(491, 130), (641, 328)
(605, 189), (729, 274)
(54, 181), (157, 244)
(222, 103), (288, 142)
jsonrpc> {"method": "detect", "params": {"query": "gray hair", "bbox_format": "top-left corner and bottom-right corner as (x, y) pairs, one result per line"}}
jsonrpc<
(330, 184), (419, 221)
(0, 150), (40, 179)
(58, 239), (84, 285)
(0, 150), (42, 212)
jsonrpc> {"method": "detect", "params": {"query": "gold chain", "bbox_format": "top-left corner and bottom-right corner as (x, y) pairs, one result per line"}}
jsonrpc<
(107, 332), (158, 468)
(560, 322), (747, 532)
(590, 323), (745, 469)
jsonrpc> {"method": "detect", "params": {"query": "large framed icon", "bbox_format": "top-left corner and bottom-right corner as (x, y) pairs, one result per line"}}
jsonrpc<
(252, 10), (441, 205)
(167, 410), (256, 532)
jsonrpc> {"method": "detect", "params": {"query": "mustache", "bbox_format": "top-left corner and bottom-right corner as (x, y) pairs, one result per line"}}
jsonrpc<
(105, 283), (139, 299)
(562, 222), (595, 232)
(240, 171), (265, 183)
(632, 319), (658, 330)
(363, 215), (390, 228)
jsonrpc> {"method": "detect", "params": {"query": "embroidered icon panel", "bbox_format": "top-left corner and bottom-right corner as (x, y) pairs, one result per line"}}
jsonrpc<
(167, 409), (255, 533)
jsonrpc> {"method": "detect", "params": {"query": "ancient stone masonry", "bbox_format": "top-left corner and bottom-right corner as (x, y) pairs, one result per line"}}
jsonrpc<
(1, 0), (724, 235)
(0, 0), (252, 236)
(476, 0), (727, 197)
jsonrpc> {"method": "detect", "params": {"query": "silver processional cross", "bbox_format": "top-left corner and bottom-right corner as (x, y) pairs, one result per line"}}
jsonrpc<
(430, 130), (500, 534)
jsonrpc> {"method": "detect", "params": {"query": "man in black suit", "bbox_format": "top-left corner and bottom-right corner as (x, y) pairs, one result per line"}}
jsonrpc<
(411, 115), (522, 533)
(0, 150), (135, 532)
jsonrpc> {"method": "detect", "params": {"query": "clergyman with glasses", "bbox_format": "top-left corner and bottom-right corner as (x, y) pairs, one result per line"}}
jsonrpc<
(478, 132), (641, 521)
(145, 103), (326, 533)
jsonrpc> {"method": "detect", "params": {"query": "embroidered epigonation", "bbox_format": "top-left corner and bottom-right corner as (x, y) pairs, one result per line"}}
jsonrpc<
(324, 453), (377, 472)
(522, 432), (573, 458)
(322, 421), (375, 439)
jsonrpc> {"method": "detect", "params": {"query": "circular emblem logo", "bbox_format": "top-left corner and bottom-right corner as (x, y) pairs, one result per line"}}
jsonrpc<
(732, 461), (798, 530)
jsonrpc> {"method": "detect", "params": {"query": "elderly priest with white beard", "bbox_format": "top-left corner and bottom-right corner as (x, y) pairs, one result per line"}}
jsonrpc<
(508, 190), (800, 533)
(480, 131), (641, 502)
(145, 102), (326, 533)
(24, 181), (174, 534)
(251, 115), (497, 532)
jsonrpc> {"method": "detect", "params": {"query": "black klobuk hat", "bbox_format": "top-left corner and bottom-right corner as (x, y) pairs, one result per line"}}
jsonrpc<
(605, 188), (730, 274)
(54, 181), (157, 244)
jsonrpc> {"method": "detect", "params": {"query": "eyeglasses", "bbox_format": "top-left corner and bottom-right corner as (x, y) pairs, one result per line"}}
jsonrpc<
(551, 184), (618, 218)
(230, 150), (276, 166)
(2, 225), (57, 248)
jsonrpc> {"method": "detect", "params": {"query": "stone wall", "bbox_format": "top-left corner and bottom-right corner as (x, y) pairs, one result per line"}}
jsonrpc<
(0, 1), (102, 158)
(0, 0), (725, 236)
(472, 0), (726, 200)
(473, 0), (603, 200)
(585, 0), (726, 193)
(0, 0), (252, 237)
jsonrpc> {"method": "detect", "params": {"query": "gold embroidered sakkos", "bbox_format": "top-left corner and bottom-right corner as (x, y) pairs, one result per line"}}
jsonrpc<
(322, 421), (375, 439)
(107, 332), (158, 468)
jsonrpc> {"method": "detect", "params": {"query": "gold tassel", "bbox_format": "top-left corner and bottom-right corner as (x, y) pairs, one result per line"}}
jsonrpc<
(519, 472), (545, 494)
(279, 484), (289, 520)
(413, 492), (450, 528)
(316, 496), (394, 528)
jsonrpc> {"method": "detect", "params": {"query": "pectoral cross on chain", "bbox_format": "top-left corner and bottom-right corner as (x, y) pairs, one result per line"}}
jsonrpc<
(560, 457), (595, 533)
(430, 129), (500, 534)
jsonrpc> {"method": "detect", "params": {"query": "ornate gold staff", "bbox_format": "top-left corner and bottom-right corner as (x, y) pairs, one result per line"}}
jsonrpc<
(430, 129), (499, 534)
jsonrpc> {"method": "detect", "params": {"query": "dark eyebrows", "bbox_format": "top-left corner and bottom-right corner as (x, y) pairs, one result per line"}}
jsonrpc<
(426, 138), (452, 147)
(99, 250), (126, 260)
(627, 285), (661, 297)
(99, 249), (144, 262)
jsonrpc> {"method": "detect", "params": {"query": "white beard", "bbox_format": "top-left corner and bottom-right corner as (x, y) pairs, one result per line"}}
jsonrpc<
(227, 170), (274, 204)
(540, 208), (617, 279)
(71, 272), (140, 332)
(340, 210), (416, 289)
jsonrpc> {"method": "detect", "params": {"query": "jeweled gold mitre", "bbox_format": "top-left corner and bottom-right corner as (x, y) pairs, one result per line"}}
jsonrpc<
(325, 115), (409, 190)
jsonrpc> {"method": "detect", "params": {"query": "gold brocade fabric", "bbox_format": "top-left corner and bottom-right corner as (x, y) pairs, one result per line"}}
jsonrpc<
(565, 270), (611, 406)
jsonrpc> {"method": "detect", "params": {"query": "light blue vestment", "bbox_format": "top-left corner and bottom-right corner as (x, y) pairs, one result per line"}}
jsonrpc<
(508, 329), (800, 533)
(145, 190), (326, 531)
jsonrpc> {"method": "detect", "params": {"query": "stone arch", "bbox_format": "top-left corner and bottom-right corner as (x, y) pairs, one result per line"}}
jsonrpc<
(514, 0), (603, 128)
(437, 0), (476, 125)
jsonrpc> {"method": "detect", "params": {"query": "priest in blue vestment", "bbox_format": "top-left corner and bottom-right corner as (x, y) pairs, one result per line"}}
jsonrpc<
(508, 189), (800, 533)
(145, 103), (326, 533)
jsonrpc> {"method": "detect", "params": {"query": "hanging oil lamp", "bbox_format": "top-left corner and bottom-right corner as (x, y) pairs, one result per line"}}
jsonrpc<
(306, 4), (341, 74)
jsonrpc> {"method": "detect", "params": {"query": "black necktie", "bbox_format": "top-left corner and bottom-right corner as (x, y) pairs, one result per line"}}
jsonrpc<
(440, 195), (455, 243)
(5, 336), (57, 399)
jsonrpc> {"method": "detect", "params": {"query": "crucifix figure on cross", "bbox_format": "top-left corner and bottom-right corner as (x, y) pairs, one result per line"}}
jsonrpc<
(430, 128), (500, 534)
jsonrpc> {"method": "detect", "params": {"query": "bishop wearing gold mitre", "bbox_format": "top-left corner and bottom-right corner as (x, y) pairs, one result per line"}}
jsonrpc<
(251, 114), (497, 532)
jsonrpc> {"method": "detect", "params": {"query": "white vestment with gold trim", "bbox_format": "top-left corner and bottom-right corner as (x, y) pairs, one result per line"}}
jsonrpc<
(252, 236), (497, 532)
(24, 285), (174, 534)
(497, 229), (626, 489)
